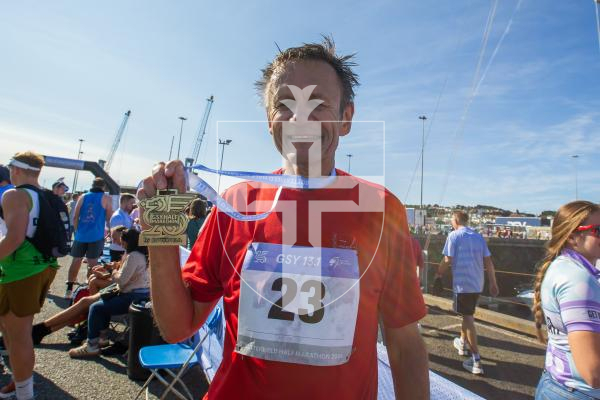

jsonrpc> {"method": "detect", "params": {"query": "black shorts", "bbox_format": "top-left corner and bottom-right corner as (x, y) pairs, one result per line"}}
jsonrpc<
(453, 293), (480, 316)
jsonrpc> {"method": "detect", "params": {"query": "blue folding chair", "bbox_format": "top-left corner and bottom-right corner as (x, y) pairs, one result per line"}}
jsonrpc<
(133, 305), (223, 400)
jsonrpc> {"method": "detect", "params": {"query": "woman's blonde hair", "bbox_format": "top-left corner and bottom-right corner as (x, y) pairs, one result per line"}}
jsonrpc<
(532, 200), (600, 343)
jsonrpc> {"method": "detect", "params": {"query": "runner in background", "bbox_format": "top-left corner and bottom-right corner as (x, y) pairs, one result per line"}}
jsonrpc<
(0, 152), (58, 400)
(436, 210), (499, 375)
(65, 178), (112, 299)
(138, 37), (429, 399)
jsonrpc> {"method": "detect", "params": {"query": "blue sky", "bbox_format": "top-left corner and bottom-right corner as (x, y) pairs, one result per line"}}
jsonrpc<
(1, 0), (598, 214)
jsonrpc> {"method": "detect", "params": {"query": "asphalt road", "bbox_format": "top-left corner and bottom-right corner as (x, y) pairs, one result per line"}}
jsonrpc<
(1, 257), (545, 399)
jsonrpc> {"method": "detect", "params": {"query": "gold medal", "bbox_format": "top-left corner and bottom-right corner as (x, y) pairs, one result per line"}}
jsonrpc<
(139, 189), (197, 246)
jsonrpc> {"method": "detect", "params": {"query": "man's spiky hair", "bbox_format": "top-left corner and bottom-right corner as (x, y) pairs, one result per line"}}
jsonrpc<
(255, 35), (359, 114)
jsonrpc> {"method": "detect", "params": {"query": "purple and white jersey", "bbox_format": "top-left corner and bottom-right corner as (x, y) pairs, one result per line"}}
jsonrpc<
(541, 250), (600, 396)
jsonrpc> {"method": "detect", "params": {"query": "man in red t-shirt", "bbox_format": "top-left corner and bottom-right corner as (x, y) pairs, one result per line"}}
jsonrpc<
(138, 37), (429, 399)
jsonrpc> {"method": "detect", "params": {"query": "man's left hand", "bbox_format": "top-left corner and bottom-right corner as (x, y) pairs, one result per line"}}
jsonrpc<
(489, 282), (499, 297)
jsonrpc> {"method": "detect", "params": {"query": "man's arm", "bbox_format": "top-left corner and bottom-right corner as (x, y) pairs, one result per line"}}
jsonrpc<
(483, 256), (499, 297)
(384, 322), (429, 399)
(0, 190), (29, 259)
(437, 255), (452, 277)
(72, 195), (83, 232)
(103, 195), (113, 227)
(147, 245), (216, 342)
(138, 160), (214, 342)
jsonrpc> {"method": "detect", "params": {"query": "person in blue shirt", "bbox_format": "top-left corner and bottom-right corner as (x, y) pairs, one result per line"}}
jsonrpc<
(436, 210), (499, 375)
(108, 194), (135, 261)
(65, 178), (112, 299)
(533, 201), (600, 399)
(0, 165), (15, 237)
(0, 165), (14, 201)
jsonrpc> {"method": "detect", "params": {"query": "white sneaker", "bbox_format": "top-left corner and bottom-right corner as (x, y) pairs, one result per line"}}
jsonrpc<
(65, 289), (73, 300)
(453, 337), (470, 356)
(463, 358), (484, 375)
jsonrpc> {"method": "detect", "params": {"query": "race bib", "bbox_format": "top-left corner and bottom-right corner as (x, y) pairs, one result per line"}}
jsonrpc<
(236, 242), (360, 366)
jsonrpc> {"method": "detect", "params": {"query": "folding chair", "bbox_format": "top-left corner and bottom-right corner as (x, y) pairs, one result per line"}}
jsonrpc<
(133, 305), (223, 400)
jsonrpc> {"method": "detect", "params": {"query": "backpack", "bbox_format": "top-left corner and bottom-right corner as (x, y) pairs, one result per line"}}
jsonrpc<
(18, 184), (71, 259)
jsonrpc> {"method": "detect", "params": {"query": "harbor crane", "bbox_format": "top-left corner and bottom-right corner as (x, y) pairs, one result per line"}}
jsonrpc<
(99, 110), (131, 172)
(186, 95), (214, 167)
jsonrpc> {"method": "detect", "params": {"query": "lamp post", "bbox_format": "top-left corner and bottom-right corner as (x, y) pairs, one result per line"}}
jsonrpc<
(572, 155), (579, 200)
(218, 139), (232, 193)
(418, 115), (427, 228)
(176, 116), (187, 160)
(72, 139), (84, 193)
(346, 153), (353, 173)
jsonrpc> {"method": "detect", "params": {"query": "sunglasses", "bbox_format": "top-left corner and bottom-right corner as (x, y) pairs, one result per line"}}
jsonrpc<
(576, 224), (600, 238)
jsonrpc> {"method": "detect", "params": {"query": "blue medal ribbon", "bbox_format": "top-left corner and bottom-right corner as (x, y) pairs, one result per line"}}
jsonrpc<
(186, 164), (337, 222)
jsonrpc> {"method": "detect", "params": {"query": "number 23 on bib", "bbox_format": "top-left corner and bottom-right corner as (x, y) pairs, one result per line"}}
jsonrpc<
(236, 242), (360, 366)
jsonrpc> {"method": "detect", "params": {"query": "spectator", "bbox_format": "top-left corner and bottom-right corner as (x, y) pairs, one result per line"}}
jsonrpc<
(51, 178), (68, 198)
(533, 201), (600, 399)
(67, 193), (80, 221)
(411, 235), (425, 286)
(68, 228), (149, 357)
(108, 194), (135, 261)
(66, 178), (112, 299)
(129, 203), (141, 231)
(88, 225), (127, 295)
(0, 164), (15, 202)
(436, 210), (499, 375)
(0, 151), (58, 400)
(0, 164), (14, 237)
(186, 198), (207, 249)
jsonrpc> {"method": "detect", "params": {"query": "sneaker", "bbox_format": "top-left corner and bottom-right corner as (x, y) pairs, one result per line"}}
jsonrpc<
(0, 381), (15, 399)
(101, 342), (128, 356)
(453, 337), (470, 356)
(68, 342), (100, 358)
(65, 289), (73, 300)
(463, 358), (484, 375)
(98, 338), (110, 348)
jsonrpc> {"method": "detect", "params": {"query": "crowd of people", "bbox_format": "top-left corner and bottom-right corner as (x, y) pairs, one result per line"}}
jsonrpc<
(0, 155), (208, 399)
(0, 37), (599, 400)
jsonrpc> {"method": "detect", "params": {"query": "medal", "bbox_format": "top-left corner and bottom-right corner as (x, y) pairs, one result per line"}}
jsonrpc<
(139, 189), (196, 246)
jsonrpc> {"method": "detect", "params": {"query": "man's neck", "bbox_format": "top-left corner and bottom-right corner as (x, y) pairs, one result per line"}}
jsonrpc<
(283, 159), (335, 178)
(14, 177), (39, 188)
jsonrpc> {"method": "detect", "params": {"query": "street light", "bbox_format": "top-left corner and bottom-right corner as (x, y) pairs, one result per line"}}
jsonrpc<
(346, 154), (353, 173)
(572, 155), (579, 200)
(72, 139), (84, 193)
(418, 115), (427, 228)
(176, 116), (187, 160)
(218, 139), (232, 193)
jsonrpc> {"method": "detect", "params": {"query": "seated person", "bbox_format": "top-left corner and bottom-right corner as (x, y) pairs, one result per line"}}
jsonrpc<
(87, 225), (127, 295)
(24, 229), (150, 351)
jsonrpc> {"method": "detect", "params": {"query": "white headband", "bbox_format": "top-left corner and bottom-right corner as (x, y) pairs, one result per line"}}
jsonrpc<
(8, 158), (41, 171)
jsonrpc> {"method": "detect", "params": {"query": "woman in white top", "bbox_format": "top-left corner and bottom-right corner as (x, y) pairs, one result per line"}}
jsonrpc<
(24, 229), (150, 357)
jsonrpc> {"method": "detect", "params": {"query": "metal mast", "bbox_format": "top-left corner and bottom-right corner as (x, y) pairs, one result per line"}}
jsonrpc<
(188, 95), (215, 165)
(103, 110), (131, 172)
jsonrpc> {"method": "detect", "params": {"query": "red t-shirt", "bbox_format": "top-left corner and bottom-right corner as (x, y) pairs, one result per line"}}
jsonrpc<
(182, 170), (426, 400)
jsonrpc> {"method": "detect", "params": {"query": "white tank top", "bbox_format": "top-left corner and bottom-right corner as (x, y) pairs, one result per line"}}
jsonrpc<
(22, 188), (40, 238)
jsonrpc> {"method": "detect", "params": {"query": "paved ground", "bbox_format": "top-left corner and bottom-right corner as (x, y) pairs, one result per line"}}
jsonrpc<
(0, 257), (209, 400)
(422, 307), (545, 400)
(1, 257), (545, 399)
